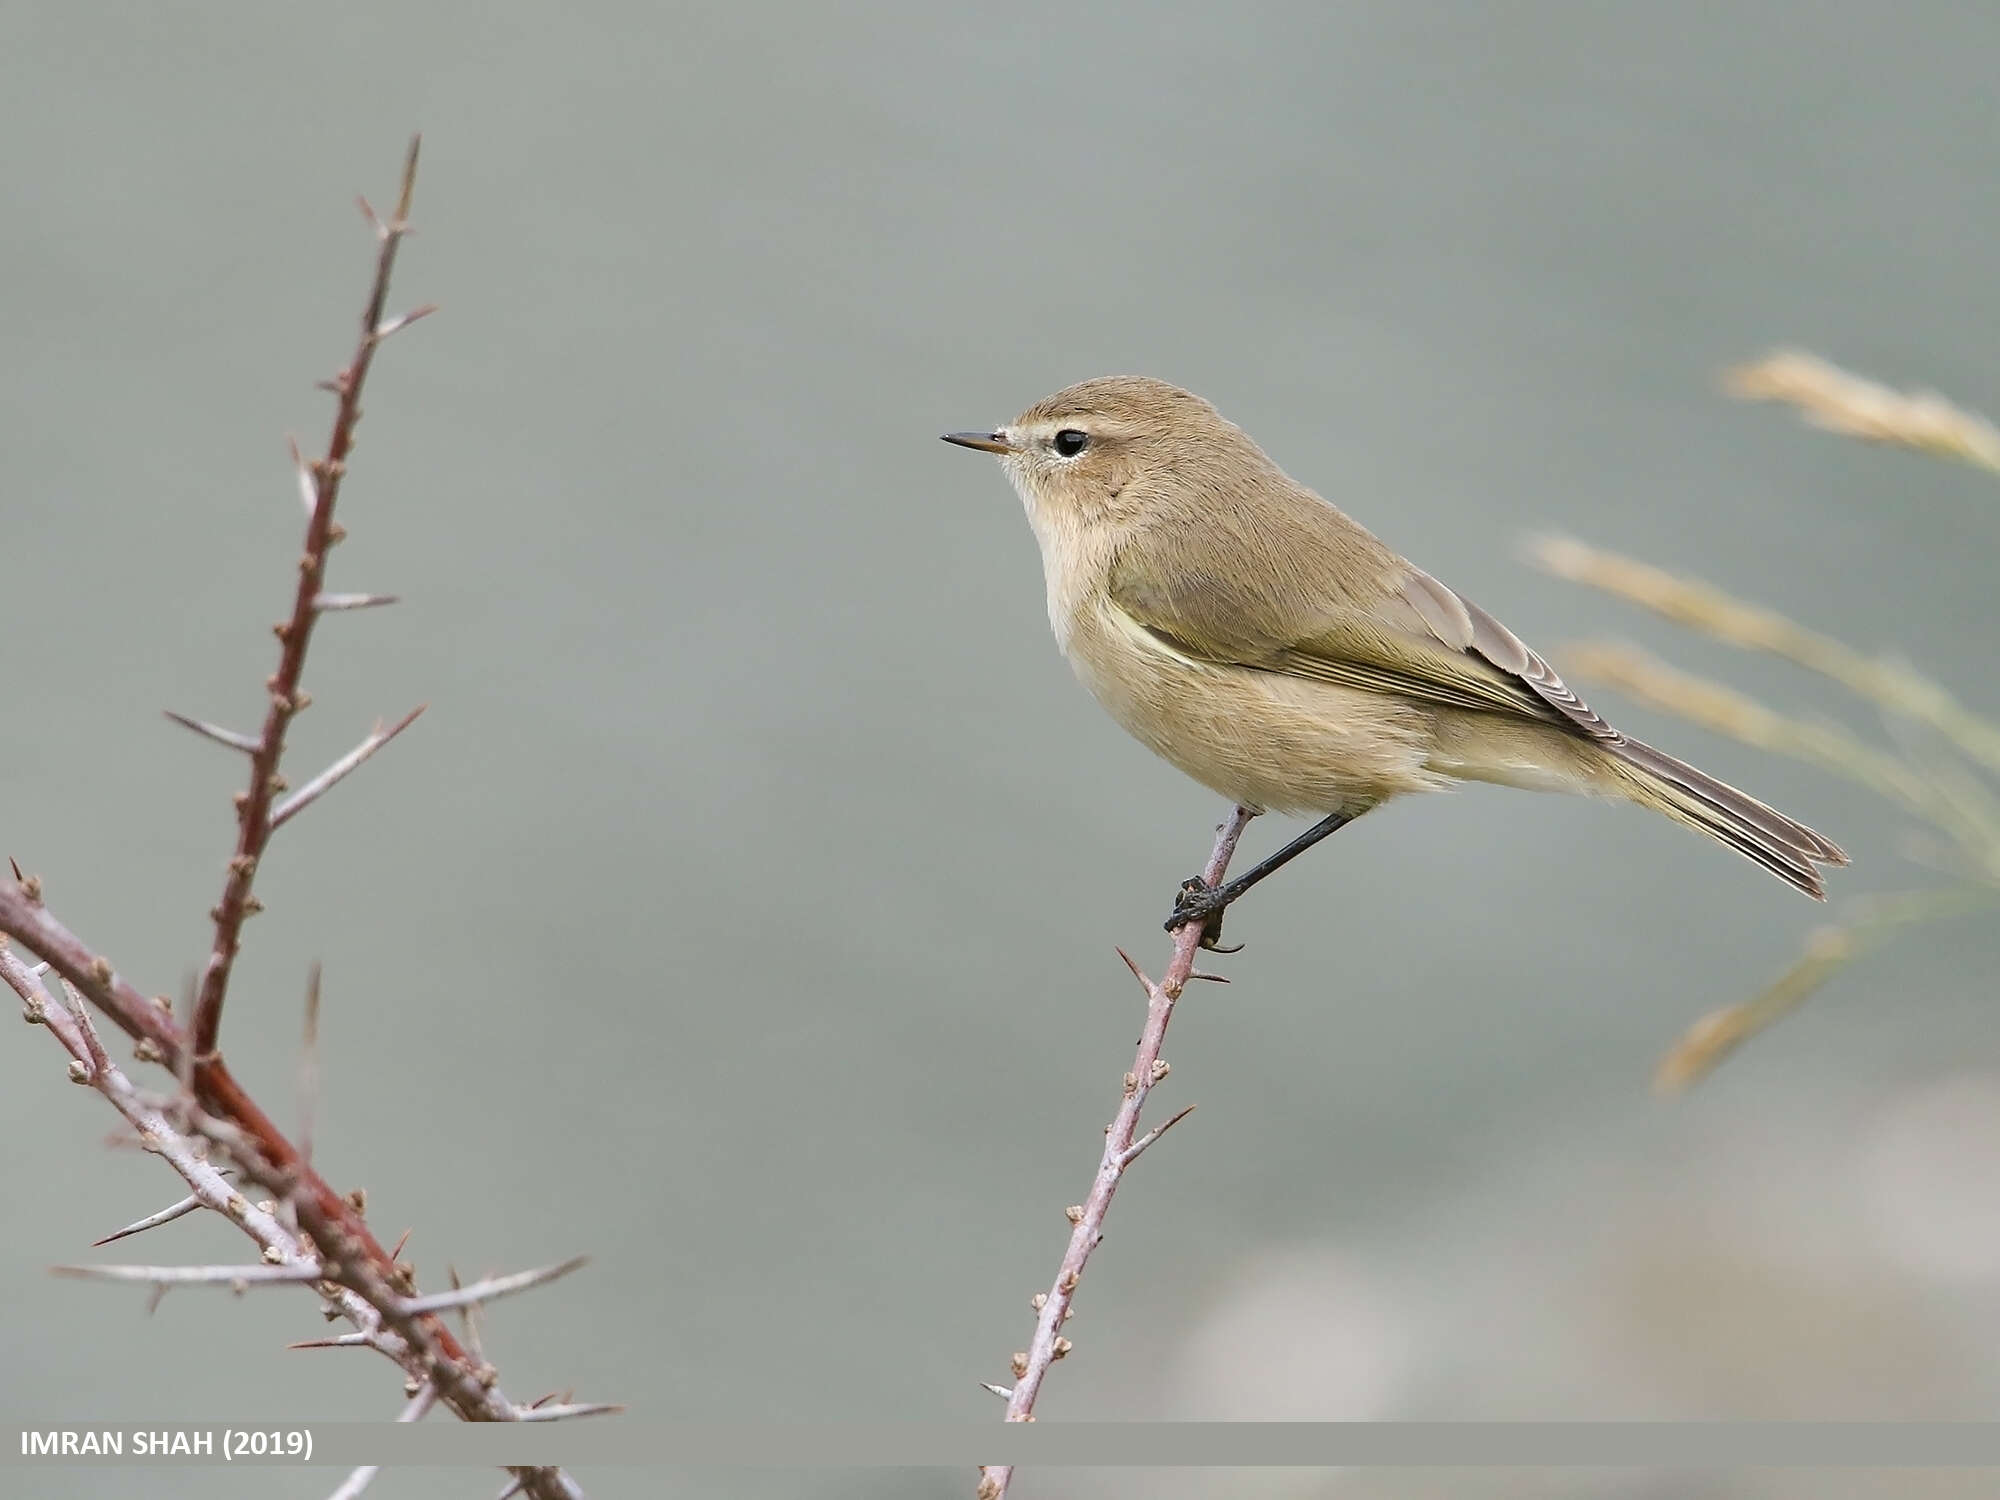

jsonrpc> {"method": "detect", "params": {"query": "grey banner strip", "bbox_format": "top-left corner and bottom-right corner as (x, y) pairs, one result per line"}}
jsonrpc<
(14, 1423), (2000, 1467)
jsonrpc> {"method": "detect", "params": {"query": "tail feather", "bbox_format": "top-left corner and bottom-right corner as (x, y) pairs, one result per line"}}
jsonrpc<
(1608, 738), (1848, 900)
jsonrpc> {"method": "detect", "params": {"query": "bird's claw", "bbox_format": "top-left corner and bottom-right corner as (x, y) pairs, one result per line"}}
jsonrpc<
(1165, 877), (1243, 953)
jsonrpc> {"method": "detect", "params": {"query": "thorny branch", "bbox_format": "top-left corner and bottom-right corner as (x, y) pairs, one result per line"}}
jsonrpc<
(188, 135), (430, 1060)
(976, 805), (1256, 1500)
(1, 141), (603, 1500)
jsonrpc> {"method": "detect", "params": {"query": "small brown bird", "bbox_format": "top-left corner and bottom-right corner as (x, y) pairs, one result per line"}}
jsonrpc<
(944, 376), (1846, 945)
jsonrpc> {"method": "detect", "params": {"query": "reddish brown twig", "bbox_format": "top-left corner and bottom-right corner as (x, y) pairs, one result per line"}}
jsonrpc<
(1, 141), (598, 1500)
(4, 725), (588, 1500)
(977, 805), (1257, 1500)
(188, 136), (425, 1059)
(0, 937), (596, 1477)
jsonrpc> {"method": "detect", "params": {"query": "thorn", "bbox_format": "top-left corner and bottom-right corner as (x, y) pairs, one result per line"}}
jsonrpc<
(1119, 1103), (1198, 1166)
(327, 1463), (382, 1500)
(162, 710), (260, 755)
(357, 194), (385, 238)
(331, 1381), (434, 1498)
(511, 1401), (622, 1424)
(395, 134), (422, 225)
(450, 1265), (488, 1363)
(1114, 947), (1156, 993)
(288, 1331), (372, 1350)
(288, 435), (318, 517)
(8, 857), (22, 881)
(269, 705), (427, 831)
(94, 1183), (231, 1246)
(373, 304), (437, 340)
(398, 1254), (589, 1315)
(980, 1382), (1013, 1400)
(388, 1228), (413, 1263)
(52, 1262), (324, 1288)
(313, 591), (399, 612)
(58, 975), (110, 1075)
(1188, 970), (1231, 985)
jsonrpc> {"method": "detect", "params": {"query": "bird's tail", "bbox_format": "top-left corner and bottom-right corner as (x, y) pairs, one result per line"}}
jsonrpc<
(1604, 738), (1849, 900)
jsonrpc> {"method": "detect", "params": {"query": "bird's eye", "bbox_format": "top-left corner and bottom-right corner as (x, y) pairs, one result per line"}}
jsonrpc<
(1052, 429), (1090, 457)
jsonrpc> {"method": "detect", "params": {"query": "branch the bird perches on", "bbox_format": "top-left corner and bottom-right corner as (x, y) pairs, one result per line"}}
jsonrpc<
(976, 806), (1255, 1500)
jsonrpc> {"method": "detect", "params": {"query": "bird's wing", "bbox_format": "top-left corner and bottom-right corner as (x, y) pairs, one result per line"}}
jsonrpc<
(1358, 564), (1623, 738)
(1109, 544), (1621, 740)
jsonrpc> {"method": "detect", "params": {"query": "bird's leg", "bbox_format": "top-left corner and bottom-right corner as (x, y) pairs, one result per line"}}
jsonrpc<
(1166, 811), (1354, 951)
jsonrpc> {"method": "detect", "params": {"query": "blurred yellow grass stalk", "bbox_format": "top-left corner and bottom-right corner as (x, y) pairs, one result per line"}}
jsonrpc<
(1535, 538), (2000, 774)
(1655, 926), (1858, 1094)
(1654, 890), (1987, 1092)
(1727, 349), (2000, 474)
(1532, 351), (2000, 1090)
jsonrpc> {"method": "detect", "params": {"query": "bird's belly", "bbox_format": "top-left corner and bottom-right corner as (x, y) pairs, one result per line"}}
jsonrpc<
(1063, 604), (1441, 817)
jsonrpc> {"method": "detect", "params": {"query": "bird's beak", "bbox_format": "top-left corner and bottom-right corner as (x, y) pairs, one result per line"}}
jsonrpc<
(940, 430), (1017, 455)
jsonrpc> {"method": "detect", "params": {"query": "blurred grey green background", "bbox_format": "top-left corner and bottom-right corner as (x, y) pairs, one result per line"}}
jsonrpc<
(6, 2), (2000, 1497)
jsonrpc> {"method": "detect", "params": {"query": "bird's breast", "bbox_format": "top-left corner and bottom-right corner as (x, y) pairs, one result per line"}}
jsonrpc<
(1058, 600), (1440, 816)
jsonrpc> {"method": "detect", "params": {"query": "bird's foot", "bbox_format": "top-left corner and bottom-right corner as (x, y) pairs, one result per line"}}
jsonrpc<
(1165, 877), (1243, 953)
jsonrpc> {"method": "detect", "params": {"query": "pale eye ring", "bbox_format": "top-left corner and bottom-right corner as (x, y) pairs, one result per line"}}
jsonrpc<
(1052, 429), (1089, 458)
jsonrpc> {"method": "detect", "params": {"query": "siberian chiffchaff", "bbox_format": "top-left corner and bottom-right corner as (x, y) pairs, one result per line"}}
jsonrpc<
(944, 376), (1845, 945)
